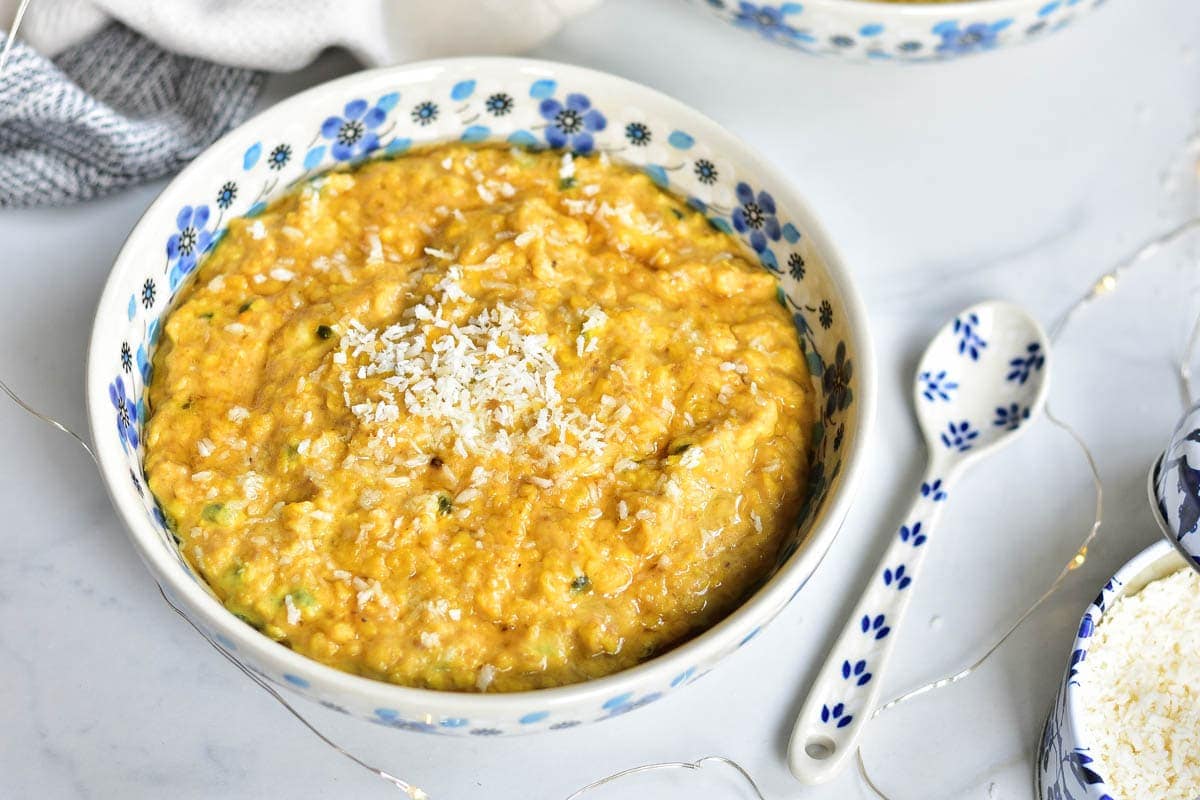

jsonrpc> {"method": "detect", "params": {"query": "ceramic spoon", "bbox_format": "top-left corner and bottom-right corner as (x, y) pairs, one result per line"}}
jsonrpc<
(787, 300), (1051, 785)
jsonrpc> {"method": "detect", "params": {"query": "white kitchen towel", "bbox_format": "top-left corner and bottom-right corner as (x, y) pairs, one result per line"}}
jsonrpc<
(0, 0), (599, 207)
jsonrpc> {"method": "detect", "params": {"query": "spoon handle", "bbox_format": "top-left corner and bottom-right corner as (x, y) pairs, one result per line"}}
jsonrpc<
(787, 464), (955, 785)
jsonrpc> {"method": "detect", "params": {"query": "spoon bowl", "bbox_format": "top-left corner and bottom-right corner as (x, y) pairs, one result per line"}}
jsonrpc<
(788, 300), (1050, 785)
(914, 302), (1050, 466)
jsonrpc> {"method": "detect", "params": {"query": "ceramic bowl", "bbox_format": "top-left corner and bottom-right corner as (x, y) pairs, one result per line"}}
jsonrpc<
(1035, 539), (1189, 798)
(1151, 400), (1200, 573)
(86, 57), (876, 735)
(693, 0), (1110, 63)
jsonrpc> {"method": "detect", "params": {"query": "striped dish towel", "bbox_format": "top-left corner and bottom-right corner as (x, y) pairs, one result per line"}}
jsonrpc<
(0, 24), (262, 208)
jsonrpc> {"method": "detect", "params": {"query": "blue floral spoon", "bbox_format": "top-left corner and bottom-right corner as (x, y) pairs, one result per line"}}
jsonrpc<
(788, 300), (1051, 785)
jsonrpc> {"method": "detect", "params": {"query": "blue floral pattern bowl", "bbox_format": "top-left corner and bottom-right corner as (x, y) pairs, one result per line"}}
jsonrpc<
(86, 58), (876, 735)
(1152, 400), (1200, 573)
(1036, 540), (1188, 799)
(694, 0), (1110, 62)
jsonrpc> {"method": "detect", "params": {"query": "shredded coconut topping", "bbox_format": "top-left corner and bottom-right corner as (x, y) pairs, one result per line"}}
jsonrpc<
(336, 265), (606, 463)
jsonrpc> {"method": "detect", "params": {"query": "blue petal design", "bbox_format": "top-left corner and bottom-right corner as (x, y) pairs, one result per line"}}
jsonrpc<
(507, 130), (538, 147)
(545, 125), (568, 149)
(529, 79), (557, 99)
(539, 98), (563, 119)
(193, 205), (210, 230)
(321, 117), (342, 139)
(782, 222), (801, 243)
(461, 125), (490, 143)
(344, 99), (368, 120)
(708, 217), (733, 234)
(764, 216), (781, 240)
(166, 233), (180, 259)
(581, 109), (607, 132)
(176, 206), (193, 229)
(602, 692), (633, 711)
(127, 295), (136, 320)
(667, 130), (695, 149)
(376, 92), (400, 112)
(644, 164), (668, 188)
(735, 182), (754, 205)
(330, 142), (352, 161)
(363, 107), (386, 128)
(450, 79), (476, 101)
(572, 131), (594, 154)
(565, 93), (591, 112)
(305, 145), (327, 169)
(386, 137), (412, 155)
(243, 142), (262, 170)
(732, 206), (748, 232)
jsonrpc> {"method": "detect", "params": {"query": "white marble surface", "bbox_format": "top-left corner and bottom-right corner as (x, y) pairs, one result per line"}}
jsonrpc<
(3, 1), (1200, 797)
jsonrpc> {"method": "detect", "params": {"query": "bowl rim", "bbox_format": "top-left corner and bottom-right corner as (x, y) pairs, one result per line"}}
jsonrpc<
(796, 0), (1082, 16)
(1059, 537), (1188, 793)
(86, 55), (877, 716)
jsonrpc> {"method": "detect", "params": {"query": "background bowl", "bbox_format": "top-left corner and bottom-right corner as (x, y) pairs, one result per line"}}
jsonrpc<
(86, 57), (875, 735)
(1035, 539), (1188, 799)
(692, 0), (1110, 62)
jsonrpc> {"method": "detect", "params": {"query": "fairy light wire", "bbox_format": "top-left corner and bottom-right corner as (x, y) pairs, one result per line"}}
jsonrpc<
(0, 0), (32, 76)
(2, 216), (1198, 800)
(157, 585), (429, 799)
(855, 216), (1200, 799)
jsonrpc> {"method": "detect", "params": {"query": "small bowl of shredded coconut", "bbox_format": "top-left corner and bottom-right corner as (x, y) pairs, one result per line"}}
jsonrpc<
(1037, 539), (1200, 800)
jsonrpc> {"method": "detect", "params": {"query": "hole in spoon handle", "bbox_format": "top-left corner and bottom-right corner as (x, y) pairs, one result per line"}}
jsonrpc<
(788, 468), (954, 785)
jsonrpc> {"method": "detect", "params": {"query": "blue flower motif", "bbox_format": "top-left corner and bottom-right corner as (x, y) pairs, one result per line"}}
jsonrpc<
(841, 659), (872, 687)
(822, 341), (853, 419)
(1007, 342), (1045, 384)
(934, 19), (1012, 54)
(215, 181), (237, 210)
(820, 701), (853, 728)
(733, 2), (811, 42)
(940, 419), (979, 452)
(952, 312), (987, 360)
(860, 613), (890, 640)
(732, 182), (781, 253)
(787, 251), (805, 280)
(321, 99), (386, 161)
(918, 370), (958, 402)
(267, 143), (292, 170)
(411, 101), (439, 127)
(374, 709), (436, 733)
(167, 205), (214, 290)
(624, 122), (652, 147)
(120, 341), (133, 373)
(920, 479), (948, 501)
(152, 503), (174, 541)
(141, 277), (157, 309)
(694, 158), (719, 185)
(899, 522), (926, 546)
(882, 564), (912, 590)
(539, 93), (606, 153)
(485, 92), (514, 117)
(994, 403), (1030, 431)
(110, 376), (139, 451)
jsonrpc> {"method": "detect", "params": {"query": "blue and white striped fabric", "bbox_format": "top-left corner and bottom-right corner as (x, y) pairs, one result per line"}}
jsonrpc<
(0, 23), (262, 207)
